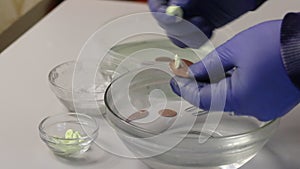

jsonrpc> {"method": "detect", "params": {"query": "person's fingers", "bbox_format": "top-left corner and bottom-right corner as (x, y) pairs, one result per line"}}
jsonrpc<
(167, 0), (194, 17)
(170, 77), (184, 97)
(189, 44), (236, 82)
(148, 0), (179, 25)
(148, 0), (167, 13)
(170, 76), (205, 107)
(197, 78), (233, 111)
(188, 17), (214, 39)
(165, 17), (213, 48)
(168, 0), (188, 7)
(170, 76), (233, 111)
(168, 35), (188, 48)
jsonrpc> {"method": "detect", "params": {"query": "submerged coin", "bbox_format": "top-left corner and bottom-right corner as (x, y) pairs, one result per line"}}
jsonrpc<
(126, 110), (149, 123)
(158, 109), (178, 117)
(155, 56), (173, 62)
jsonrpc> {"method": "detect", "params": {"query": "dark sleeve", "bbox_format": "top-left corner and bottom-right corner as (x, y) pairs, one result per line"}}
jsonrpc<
(281, 12), (300, 90)
(254, 0), (267, 10)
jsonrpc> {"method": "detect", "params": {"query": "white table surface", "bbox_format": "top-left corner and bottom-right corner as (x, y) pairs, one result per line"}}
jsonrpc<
(0, 0), (300, 168)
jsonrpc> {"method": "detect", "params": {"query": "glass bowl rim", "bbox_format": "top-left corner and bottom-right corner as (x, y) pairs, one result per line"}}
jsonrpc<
(107, 39), (172, 59)
(48, 60), (110, 94)
(48, 60), (74, 92)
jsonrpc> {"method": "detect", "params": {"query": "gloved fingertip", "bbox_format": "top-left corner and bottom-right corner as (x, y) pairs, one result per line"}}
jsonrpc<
(148, 0), (167, 13)
(188, 62), (210, 81)
(169, 37), (188, 48)
(167, 0), (186, 9)
(169, 34), (204, 49)
(157, 6), (168, 13)
(152, 11), (179, 25)
(170, 78), (181, 96)
(189, 17), (215, 39)
(166, 5), (183, 19)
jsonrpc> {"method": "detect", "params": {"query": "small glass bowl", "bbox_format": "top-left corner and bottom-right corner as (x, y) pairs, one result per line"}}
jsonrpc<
(48, 61), (117, 114)
(39, 113), (99, 157)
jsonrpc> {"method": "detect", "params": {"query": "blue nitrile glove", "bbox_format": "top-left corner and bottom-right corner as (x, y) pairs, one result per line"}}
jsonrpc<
(170, 20), (300, 121)
(148, 0), (267, 48)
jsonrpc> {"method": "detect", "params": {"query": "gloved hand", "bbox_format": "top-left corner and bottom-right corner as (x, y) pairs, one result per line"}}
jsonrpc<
(170, 20), (300, 121)
(148, 0), (267, 48)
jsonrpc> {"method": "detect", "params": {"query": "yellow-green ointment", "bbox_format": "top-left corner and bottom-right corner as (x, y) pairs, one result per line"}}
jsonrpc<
(174, 54), (181, 69)
(52, 129), (85, 155)
(64, 129), (83, 141)
(166, 5), (183, 22)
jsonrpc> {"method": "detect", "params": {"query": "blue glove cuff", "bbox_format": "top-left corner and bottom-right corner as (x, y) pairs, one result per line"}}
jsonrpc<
(281, 12), (300, 90)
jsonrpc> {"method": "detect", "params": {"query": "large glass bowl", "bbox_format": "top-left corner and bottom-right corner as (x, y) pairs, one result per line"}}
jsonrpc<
(101, 38), (212, 80)
(104, 64), (280, 169)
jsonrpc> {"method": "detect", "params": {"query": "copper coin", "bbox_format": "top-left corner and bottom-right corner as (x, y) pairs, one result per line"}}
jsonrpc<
(169, 59), (193, 78)
(155, 57), (173, 62)
(158, 109), (177, 117)
(126, 110), (149, 123)
(181, 59), (193, 66)
(169, 61), (188, 78)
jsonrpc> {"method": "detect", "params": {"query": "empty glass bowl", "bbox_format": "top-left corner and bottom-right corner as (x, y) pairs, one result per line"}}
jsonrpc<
(104, 64), (280, 169)
(48, 61), (118, 114)
(39, 113), (99, 157)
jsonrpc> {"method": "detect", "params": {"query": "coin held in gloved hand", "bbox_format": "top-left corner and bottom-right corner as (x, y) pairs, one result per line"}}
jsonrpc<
(169, 55), (193, 78)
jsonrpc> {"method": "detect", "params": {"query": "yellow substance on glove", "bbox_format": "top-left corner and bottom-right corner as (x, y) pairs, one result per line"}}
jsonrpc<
(166, 5), (183, 22)
(174, 54), (181, 69)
